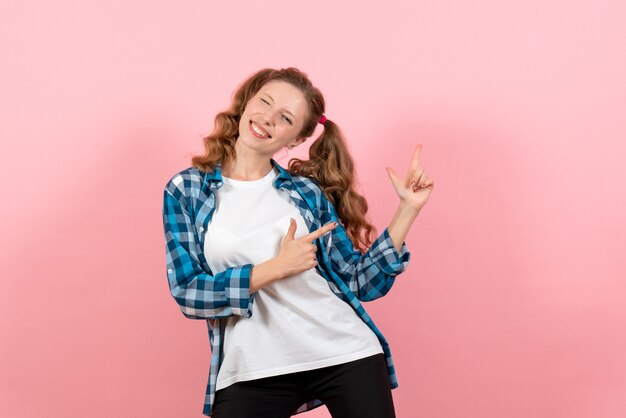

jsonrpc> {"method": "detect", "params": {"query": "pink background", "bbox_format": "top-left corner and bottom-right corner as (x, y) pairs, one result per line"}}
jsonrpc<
(1, 1), (625, 417)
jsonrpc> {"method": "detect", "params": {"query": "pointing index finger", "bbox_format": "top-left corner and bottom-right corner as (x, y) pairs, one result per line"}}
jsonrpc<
(301, 221), (337, 242)
(408, 144), (422, 172)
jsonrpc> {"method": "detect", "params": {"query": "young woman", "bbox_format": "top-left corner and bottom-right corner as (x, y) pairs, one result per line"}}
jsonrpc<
(162, 67), (434, 418)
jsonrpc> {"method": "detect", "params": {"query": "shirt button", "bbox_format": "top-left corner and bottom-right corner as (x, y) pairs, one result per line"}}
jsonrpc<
(199, 226), (204, 232)
(167, 268), (173, 274)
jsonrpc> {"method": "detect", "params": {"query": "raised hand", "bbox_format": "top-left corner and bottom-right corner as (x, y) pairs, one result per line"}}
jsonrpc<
(385, 144), (434, 212)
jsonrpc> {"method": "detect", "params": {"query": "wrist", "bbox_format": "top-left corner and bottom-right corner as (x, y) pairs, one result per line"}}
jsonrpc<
(251, 260), (279, 293)
(265, 257), (288, 281)
(397, 201), (421, 217)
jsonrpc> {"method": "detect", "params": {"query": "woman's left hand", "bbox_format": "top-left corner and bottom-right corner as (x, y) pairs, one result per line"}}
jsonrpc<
(385, 144), (434, 212)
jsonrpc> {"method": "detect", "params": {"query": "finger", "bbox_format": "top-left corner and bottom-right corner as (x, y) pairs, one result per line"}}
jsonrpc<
(408, 144), (422, 173)
(284, 217), (297, 241)
(302, 221), (337, 242)
(416, 169), (427, 185)
(408, 167), (425, 188)
(411, 172), (429, 191)
(415, 181), (432, 191)
(413, 174), (433, 191)
(385, 167), (401, 187)
(302, 222), (335, 242)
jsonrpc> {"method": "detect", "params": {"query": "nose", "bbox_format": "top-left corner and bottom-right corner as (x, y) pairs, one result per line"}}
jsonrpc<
(261, 108), (275, 125)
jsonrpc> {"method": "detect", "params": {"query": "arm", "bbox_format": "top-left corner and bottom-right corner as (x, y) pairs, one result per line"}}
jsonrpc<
(384, 143), (433, 253)
(387, 203), (421, 253)
(250, 259), (285, 293)
(324, 197), (411, 302)
(162, 188), (259, 319)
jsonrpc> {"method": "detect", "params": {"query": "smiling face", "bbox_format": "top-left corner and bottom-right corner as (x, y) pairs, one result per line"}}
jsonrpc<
(236, 80), (310, 157)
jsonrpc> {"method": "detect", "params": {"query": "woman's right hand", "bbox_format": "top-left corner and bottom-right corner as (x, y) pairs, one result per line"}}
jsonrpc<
(249, 219), (338, 293)
(275, 218), (338, 279)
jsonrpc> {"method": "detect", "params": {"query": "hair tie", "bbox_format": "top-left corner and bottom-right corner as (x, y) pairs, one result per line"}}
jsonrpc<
(319, 114), (327, 125)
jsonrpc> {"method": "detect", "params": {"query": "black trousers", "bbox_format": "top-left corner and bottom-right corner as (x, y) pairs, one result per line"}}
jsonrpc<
(212, 353), (396, 418)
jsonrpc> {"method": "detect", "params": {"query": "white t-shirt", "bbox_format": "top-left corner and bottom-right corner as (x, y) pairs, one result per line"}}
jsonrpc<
(203, 166), (383, 391)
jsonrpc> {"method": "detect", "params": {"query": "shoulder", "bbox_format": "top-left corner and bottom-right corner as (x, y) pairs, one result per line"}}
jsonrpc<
(290, 174), (327, 204)
(163, 166), (205, 199)
(290, 173), (322, 193)
(289, 174), (339, 223)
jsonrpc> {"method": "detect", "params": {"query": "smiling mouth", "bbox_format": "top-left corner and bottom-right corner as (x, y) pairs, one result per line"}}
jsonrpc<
(250, 121), (271, 139)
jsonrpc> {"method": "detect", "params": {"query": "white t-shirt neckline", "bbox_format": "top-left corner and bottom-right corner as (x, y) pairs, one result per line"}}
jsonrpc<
(221, 166), (277, 188)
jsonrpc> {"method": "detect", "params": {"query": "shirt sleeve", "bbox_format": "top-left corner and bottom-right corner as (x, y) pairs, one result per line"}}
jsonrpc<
(162, 187), (257, 319)
(323, 196), (411, 302)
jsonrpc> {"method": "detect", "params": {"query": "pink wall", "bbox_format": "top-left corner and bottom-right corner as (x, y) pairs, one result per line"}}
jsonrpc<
(1, 1), (625, 417)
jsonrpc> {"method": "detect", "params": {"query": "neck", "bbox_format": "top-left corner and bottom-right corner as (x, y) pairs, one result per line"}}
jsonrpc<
(222, 142), (274, 181)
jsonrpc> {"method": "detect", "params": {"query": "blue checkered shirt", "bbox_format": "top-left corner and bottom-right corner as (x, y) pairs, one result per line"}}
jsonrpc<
(162, 158), (411, 416)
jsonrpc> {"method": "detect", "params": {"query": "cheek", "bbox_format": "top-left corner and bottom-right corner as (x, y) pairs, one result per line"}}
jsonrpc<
(247, 100), (264, 112)
(241, 102), (254, 116)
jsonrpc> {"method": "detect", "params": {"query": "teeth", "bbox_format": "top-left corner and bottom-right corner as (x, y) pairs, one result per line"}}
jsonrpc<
(251, 122), (268, 137)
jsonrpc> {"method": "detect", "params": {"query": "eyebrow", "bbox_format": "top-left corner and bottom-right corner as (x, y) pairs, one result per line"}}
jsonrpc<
(263, 93), (297, 121)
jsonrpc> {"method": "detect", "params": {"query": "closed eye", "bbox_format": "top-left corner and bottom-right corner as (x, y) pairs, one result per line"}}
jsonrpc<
(261, 98), (292, 125)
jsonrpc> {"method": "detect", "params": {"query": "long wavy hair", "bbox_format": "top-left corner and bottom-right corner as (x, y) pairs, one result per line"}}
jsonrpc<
(191, 67), (376, 252)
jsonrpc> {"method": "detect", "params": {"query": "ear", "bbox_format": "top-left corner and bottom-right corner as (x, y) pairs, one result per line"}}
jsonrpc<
(289, 136), (307, 148)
